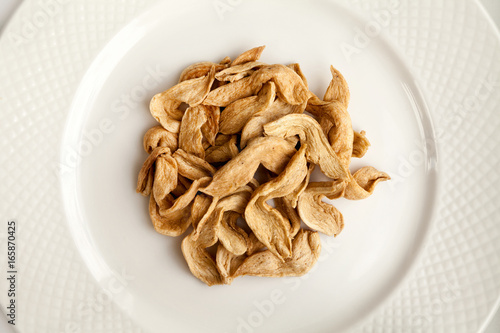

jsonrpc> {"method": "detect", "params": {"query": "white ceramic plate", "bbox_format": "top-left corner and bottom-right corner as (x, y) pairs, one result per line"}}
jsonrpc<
(1, 0), (499, 332)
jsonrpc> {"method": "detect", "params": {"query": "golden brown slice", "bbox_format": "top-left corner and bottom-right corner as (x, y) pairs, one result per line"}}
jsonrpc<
(324, 65), (350, 108)
(240, 98), (306, 148)
(136, 147), (171, 196)
(219, 81), (275, 135)
(233, 230), (321, 278)
(200, 105), (220, 147)
(205, 135), (239, 163)
(149, 194), (192, 237)
(172, 149), (217, 180)
(251, 64), (310, 105)
(244, 145), (308, 260)
(263, 114), (348, 181)
(178, 105), (208, 159)
(286, 63), (308, 89)
(150, 66), (215, 132)
(297, 181), (346, 236)
(193, 185), (253, 253)
(232, 45), (266, 66)
(352, 130), (370, 158)
(182, 231), (223, 286)
(215, 61), (266, 82)
(143, 125), (178, 154)
(201, 137), (297, 198)
(204, 76), (262, 107)
(307, 94), (353, 167)
(344, 166), (391, 200)
(179, 59), (229, 82)
(150, 176), (211, 237)
(152, 153), (178, 203)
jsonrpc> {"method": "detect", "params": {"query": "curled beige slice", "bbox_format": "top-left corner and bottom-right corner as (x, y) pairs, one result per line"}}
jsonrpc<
(218, 212), (249, 256)
(245, 145), (308, 260)
(286, 63), (308, 89)
(215, 61), (266, 82)
(179, 60), (228, 82)
(150, 176), (211, 236)
(344, 166), (391, 200)
(172, 149), (217, 180)
(152, 153), (178, 204)
(149, 194), (192, 237)
(150, 66), (215, 132)
(251, 64), (310, 105)
(232, 45), (266, 66)
(136, 147), (171, 196)
(286, 163), (315, 208)
(352, 130), (371, 158)
(297, 181), (346, 236)
(263, 114), (348, 181)
(274, 196), (301, 238)
(233, 230), (321, 278)
(307, 94), (353, 166)
(200, 105), (220, 147)
(324, 65), (350, 108)
(240, 97), (306, 148)
(143, 125), (178, 154)
(219, 81), (276, 135)
(205, 135), (239, 163)
(215, 243), (247, 285)
(181, 231), (223, 286)
(193, 184), (253, 252)
(204, 76), (262, 107)
(178, 105), (209, 159)
(201, 137), (297, 198)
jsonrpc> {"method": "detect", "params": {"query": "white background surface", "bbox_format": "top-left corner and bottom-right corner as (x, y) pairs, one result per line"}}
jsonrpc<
(0, 0), (498, 332)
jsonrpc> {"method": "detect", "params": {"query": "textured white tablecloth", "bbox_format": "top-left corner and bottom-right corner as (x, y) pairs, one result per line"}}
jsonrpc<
(0, 0), (499, 332)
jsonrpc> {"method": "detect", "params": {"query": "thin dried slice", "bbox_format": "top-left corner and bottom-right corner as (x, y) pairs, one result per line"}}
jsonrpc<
(240, 98), (306, 148)
(218, 211), (248, 256)
(136, 147), (171, 196)
(323, 65), (350, 108)
(171, 177), (188, 198)
(216, 244), (247, 285)
(219, 81), (275, 135)
(178, 105), (208, 158)
(307, 94), (353, 166)
(143, 125), (178, 153)
(204, 76), (262, 107)
(232, 45), (266, 66)
(200, 105), (220, 146)
(194, 185), (253, 252)
(264, 114), (348, 181)
(205, 135), (239, 163)
(173, 149), (217, 180)
(286, 163), (314, 208)
(275, 196), (301, 238)
(352, 130), (370, 158)
(179, 60), (228, 82)
(233, 230), (321, 278)
(153, 154), (178, 203)
(344, 166), (390, 200)
(252, 64), (310, 105)
(201, 137), (297, 198)
(181, 231), (223, 286)
(287, 63), (308, 88)
(297, 181), (346, 236)
(150, 66), (215, 132)
(149, 194), (192, 236)
(189, 193), (216, 229)
(245, 145), (308, 260)
(215, 61), (266, 82)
